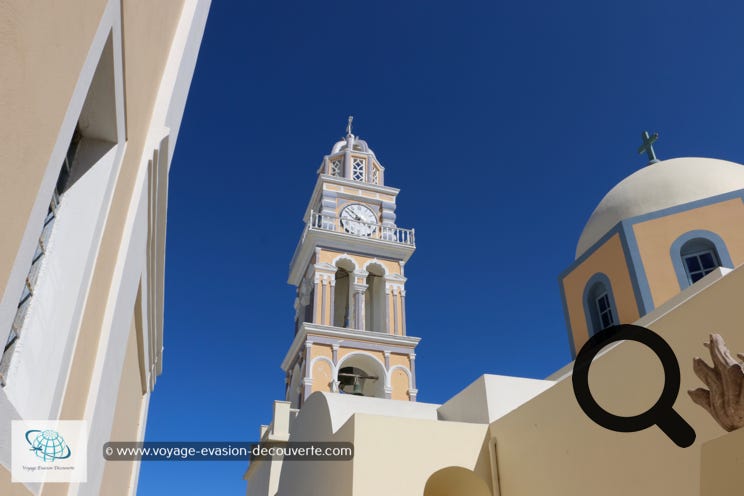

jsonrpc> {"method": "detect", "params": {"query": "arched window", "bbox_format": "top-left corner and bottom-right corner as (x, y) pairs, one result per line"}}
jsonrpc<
(671, 230), (733, 289)
(680, 238), (721, 284)
(583, 274), (618, 336)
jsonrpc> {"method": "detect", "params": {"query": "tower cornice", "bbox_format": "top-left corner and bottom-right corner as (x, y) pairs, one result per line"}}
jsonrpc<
(288, 224), (415, 286)
(281, 322), (421, 372)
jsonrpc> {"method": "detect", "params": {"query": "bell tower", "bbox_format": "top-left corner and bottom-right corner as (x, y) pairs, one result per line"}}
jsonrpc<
(282, 118), (420, 407)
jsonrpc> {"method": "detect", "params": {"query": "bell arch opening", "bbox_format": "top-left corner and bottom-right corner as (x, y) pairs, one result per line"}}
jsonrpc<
(336, 354), (385, 398)
(333, 259), (354, 328)
(365, 263), (386, 332)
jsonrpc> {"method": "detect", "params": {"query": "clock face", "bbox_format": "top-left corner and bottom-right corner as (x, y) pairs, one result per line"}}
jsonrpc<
(340, 204), (377, 236)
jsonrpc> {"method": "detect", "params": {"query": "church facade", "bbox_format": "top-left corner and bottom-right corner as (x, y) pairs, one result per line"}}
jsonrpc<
(246, 129), (744, 495)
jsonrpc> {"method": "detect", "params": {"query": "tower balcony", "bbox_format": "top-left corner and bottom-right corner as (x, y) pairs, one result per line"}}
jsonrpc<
(288, 210), (416, 285)
(308, 210), (415, 245)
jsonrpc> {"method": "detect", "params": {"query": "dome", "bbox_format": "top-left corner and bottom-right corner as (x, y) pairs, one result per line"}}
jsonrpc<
(576, 157), (744, 258)
(331, 136), (375, 156)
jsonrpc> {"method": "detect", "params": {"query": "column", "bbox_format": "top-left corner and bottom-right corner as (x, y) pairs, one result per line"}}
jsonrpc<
(314, 264), (336, 326)
(392, 288), (399, 335)
(383, 351), (392, 399)
(380, 200), (397, 241)
(331, 344), (340, 392)
(352, 270), (368, 330)
(303, 341), (313, 400)
(353, 284), (367, 330)
(312, 277), (320, 325)
(320, 279), (327, 325)
(384, 287), (391, 334)
(408, 353), (417, 402)
(400, 289), (407, 336)
(329, 279), (336, 327)
(320, 190), (337, 230)
(343, 136), (353, 180)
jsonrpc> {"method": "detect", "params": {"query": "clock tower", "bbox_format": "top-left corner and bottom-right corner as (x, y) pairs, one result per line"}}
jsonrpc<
(282, 118), (420, 407)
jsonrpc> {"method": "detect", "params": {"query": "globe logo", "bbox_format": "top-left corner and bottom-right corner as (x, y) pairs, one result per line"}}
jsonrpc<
(25, 429), (72, 462)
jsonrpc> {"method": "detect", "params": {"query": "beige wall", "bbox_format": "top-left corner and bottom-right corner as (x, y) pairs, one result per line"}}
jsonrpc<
(352, 415), (491, 496)
(0, 0), (108, 301)
(98, 316), (145, 494)
(311, 360), (333, 394)
(490, 265), (744, 495)
(700, 426), (744, 496)
(562, 233), (640, 353)
(633, 198), (744, 307)
(274, 393), (491, 496)
(0, 465), (33, 495)
(59, 0), (185, 421)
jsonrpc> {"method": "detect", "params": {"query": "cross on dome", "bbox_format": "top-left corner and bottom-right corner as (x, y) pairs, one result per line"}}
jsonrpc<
(638, 131), (660, 165)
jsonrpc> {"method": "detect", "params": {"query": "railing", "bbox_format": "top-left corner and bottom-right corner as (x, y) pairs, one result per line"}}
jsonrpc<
(308, 210), (415, 246)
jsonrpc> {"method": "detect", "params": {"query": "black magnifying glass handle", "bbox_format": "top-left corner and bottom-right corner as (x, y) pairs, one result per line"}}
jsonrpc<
(657, 409), (696, 448)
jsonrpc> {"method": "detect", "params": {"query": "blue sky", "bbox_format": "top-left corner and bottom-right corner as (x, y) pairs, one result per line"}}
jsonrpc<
(137, 1), (744, 493)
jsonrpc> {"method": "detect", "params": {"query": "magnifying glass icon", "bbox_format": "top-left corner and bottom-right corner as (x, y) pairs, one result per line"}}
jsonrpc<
(572, 324), (696, 448)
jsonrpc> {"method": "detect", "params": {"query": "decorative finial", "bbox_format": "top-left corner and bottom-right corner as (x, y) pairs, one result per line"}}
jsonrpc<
(346, 116), (353, 137)
(638, 131), (660, 164)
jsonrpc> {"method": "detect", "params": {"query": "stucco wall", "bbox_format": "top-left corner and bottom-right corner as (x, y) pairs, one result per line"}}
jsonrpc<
(700, 426), (744, 496)
(98, 317), (145, 494)
(562, 233), (640, 353)
(632, 198), (744, 307)
(0, 0), (108, 326)
(490, 265), (744, 495)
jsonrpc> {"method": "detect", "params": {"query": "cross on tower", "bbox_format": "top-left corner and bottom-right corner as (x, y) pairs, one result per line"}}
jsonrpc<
(638, 131), (660, 164)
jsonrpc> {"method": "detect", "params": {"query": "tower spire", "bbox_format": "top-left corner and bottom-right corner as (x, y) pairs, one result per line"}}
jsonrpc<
(346, 115), (354, 137)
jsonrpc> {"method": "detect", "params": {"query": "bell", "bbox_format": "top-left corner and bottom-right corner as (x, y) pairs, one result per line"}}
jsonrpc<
(351, 378), (364, 396)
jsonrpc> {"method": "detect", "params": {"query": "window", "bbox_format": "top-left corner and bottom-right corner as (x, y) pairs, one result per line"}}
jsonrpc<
(584, 274), (617, 336)
(370, 165), (380, 185)
(595, 292), (615, 329)
(352, 158), (365, 182)
(330, 158), (342, 177)
(680, 238), (721, 284)
(671, 231), (732, 290)
(4, 128), (82, 354)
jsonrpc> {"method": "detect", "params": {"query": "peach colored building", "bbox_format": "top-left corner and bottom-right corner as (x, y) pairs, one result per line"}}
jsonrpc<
(0, 1), (209, 494)
(247, 136), (744, 495)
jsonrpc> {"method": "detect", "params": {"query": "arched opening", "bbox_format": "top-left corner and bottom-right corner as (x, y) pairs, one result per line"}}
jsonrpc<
(680, 237), (721, 284)
(365, 263), (386, 332)
(584, 274), (617, 336)
(336, 353), (385, 398)
(423, 466), (491, 496)
(333, 259), (354, 328)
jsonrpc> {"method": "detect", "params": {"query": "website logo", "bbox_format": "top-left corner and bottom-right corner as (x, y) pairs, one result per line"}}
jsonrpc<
(12, 420), (87, 483)
(25, 429), (72, 462)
